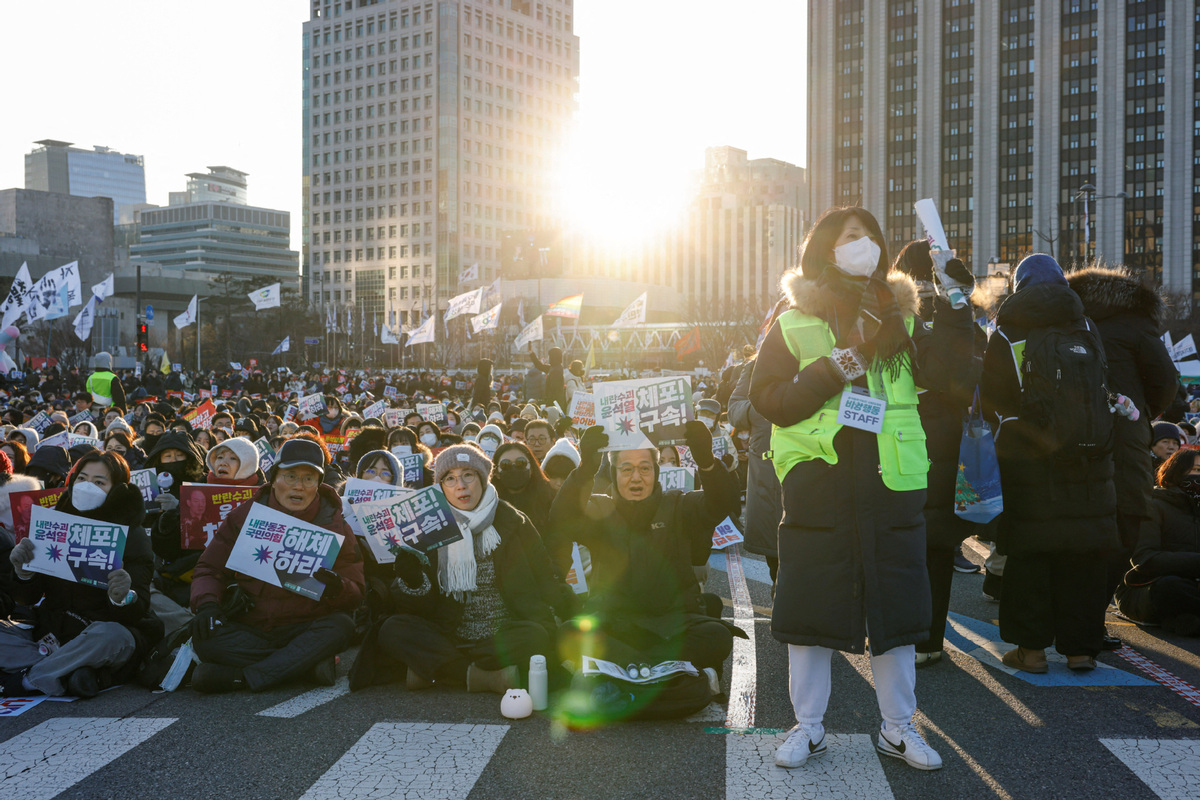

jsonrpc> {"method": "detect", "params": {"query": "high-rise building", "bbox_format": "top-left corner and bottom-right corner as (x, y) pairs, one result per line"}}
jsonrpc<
(808, 2), (1197, 300)
(168, 166), (249, 206)
(24, 140), (146, 225)
(302, 0), (579, 329)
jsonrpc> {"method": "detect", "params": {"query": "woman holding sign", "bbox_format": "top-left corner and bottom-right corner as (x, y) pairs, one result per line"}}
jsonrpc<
(749, 207), (972, 772)
(2, 451), (160, 698)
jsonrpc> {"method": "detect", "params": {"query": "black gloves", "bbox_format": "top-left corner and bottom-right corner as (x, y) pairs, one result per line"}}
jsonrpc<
(314, 567), (343, 600)
(942, 257), (974, 288)
(393, 544), (429, 588)
(684, 420), (715, 470)
(190, 602), (226, 641)
(579, 425), (609, 473)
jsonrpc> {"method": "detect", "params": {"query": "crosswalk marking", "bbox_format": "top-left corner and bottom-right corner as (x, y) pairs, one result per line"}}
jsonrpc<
(297, 722), (509, 800)
(258, 676), (350, 718)
(709, 550), (774, 586)
(725, 733), (895, 800)
(725, 545), (758, 729)
(1101, 738), (1200, 800)
(0, 717), (176, 800)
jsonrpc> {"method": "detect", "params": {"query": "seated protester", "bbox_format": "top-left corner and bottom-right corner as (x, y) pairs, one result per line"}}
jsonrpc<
(461, 422), (481, 443)
(548, 423), (744, 679)
(26, 446), (70, 489)
(144, 432), (209, 628)
(318, 395), (347, 436)
(415, 420), (442, 451)
(403, 411), (423, 429)
(170, 418), (193, 437)
(477, 423), (506, 460)
(105, 431), (146, 471)
(194, 429), (216, 451)
(1, 440), (29, 474)
(187, 438), (364, 693)
(1116, 448), (1200, 635)
(659, 445), (681, 468)
(1151, 422), (1185, 477)
(138, 414), (168, 453)
(352, 444), (566, 693)
(0, 452), (40, 547)
(387, 427), (434, 487)
(510, 418), (528, 443)
(73, 420), (100, 439)
(8, 427), (39, 452)
(212, 427), (232, 445)
(2, 451), (161, 698)
(523, 419), (556, 464)
(494, 442), (559, 537)
(541, 438), (581, 493)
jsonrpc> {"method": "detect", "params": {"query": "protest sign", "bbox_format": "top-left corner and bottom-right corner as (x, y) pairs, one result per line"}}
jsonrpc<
(38, 431), (71, 450)
(179, 483), (257, 549)
(674, 445), (697, 473)
(25, 505), (128, 588)
(0, 696), (48, 717)
(384, 385), (399, 398)
(183, 400), (217, 431)
(658, 466), (695, 493)
(225, 502), (344, 601)
(397, 452), (424, 487)
(283, 404), (300, 422)
(343, 477), (411, 507)
(68, 410), (94, 426)
(335, 383), (348, 395)
(362, 399), (387, 420)
(183, 391), (196, 403)
(565, 541), (588, 594)
(712, 517), (745, 549)
(129, 469), (162, 508)
(11, 487), (67, 542)
(381, 408), (406, 428)
(253, 438), (278, 472)
(416, 402), (446, 424)
(568, 391), (595, 428)
(26, 411), (52, 434)
(581, 656), (697, 685)
(199, 388), (212, 400)
(353, 485), (462, 556)
(69, 434), (103, 451)
(324, 434), (352, 454)
(594, 376), (693, 452)
(298, 392), (326, 417)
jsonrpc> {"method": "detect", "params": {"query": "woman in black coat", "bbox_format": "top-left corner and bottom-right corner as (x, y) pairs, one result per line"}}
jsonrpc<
(2, 451), (161, 697)
(1115, 448), (1200, 635)
(493, 442), (559, 540)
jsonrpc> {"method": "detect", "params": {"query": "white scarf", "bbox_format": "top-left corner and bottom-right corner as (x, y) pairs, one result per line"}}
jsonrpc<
(438, 483), (502, 599)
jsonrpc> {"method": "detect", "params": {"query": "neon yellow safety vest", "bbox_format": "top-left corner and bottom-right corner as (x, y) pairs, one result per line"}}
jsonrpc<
(769, 310), (929, 491)
(86, 371), (115, 407)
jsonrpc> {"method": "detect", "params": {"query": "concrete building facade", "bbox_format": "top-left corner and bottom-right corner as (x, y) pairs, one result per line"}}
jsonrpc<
(808, 1), (1199, 301)
(24, 140), (146, 225)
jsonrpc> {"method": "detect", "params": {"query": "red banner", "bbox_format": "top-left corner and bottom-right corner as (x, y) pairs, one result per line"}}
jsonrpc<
(183, 399), (217, 431)
(179, 483), (257, 549)
(11, 487), (67, 542)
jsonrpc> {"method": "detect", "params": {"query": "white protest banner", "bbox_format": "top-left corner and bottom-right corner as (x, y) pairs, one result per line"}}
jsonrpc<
(382, 408), (407, 428)
(445, 287), (483, 321)
(247, 283), (281, 311)
(26, 411), (53, 434)
(298, 392), (327, 418)
(568, 391), (595, 428)
(514, 315), (543, 348)
(381, 325), (399, 345)
(1174, 333), (1197, 361)
(564, 541), (588, 594)
(658, 466), (695, 493)
(253, 438), (278, 472)
(38, 431), (71, 451)
(471, 303), (502, 333)
(225, 502), (344, 600)
(384, 385), (399, 399)
(68, 434), (103, 451)
(1163, 331), (1174, 353)
(594, 375), (693, 452)
(611, 292), (647, 328)
(353, 485), (462, 556)
(416, 402), (446, 424)
(712, 517), (745, 549)
(129, 469), (161, 508)
(344, 477), (411, 507)
(362, 399), (387, 420)
(0, 262), (32, 328)
(913, 198), (951, 251)
(405, 315), (436, 346)
(581, 656), (698, 685)
(25, 506), (128, 588)
(91, 273), (114, 302)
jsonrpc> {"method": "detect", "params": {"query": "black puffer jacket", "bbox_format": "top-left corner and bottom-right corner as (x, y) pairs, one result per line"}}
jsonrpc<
(1066, 267), (1178, 521)
(981, 282), (1120, 555)
(1115, 486), (1200, 622)
(533, 347), (567, 410)
(728, 358), (780, 559)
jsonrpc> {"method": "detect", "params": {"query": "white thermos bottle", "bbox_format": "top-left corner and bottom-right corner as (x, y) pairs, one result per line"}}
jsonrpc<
(528, 655), (548, 711)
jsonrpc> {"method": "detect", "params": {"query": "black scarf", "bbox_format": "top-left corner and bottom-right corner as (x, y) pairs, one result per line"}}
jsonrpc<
(613, 484), (663, 533)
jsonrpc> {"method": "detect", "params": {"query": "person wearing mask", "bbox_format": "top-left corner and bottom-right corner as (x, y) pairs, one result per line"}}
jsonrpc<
(2, 451), (160, 698)
(494, 442), (558, 537)
(659, 445), (681, 468)
(749, 207), (966, 771)
(1151, 422), (1185, 476)
(548, 422), (743, 697)
(1116, 448), (1200, 635)
(523, 419), (556, 464)
(415, 421), (442, 451)
(318, 396), (345, 436)
(981, 254), (1119, 674)
(352, 444), (567, 693)
(85, 352), (126, 410)
(187, 438), (364, 692)
(25, 445), (70, 489)
(477, 423), (506, 460)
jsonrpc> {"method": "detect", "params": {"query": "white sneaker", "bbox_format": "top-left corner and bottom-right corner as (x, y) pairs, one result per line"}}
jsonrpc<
(876, 722), (943, 770)
(775, 723), (827, 768)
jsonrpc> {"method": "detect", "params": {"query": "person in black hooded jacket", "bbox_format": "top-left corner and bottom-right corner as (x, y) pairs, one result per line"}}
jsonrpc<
(471, 358), (496, 410)
(143, 431), (209, 630)
(2, 450), (161, 697)
(1065, 266), (1178, 636)
(531, 347), (567, 410)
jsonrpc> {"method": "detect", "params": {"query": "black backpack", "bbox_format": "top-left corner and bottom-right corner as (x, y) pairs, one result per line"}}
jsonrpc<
(1017, 317), (1113, 459)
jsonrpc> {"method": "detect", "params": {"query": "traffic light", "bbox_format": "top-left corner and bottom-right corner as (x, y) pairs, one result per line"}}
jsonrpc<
(137, 321), (148, 353)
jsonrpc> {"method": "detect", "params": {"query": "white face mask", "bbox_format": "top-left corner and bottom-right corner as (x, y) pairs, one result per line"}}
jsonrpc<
(480, 437), (499, 458)
(833, 235), (882, 278)
(72, 480), (109, 511)
(420, 433), (438, 447)
(390, 445), (413, 456)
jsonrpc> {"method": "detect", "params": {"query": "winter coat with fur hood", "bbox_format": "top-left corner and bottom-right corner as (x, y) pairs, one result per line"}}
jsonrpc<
(750, 270), (973, 655)
(1066, 267), (1178, 522)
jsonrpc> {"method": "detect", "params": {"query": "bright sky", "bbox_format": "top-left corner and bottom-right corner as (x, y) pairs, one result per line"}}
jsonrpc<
(0, 0), (806, 250)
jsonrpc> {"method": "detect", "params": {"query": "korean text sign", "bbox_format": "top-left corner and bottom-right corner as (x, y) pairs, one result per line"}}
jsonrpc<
(25, 506), (128, 588)
(594, 376), (693, 452)
(179, 483), (257, 549)
(225, 502), (344, 601)
(352, 485), (462, 556)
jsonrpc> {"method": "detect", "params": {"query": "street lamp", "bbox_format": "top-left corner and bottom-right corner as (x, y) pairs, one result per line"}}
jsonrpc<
(1073, 184), (1129, 265)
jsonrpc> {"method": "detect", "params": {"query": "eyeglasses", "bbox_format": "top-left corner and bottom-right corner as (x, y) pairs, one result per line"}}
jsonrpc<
(278, 471), (319, 487)
(441, 471), (479, 487)
(616, 464), (654, 479)
(363, 467), (394, 481)
(525, 435), (551, 445)
(498, 459), (530, 470)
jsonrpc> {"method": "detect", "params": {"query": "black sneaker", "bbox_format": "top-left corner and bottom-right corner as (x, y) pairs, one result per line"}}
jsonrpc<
(981, 571), (1002, 603)
(191, 663), (246, 693)
(66, 666), (100, 699)
(311, 656), (338, 686)
(953, 546), (981, 573)
(0, 669), (36, 698)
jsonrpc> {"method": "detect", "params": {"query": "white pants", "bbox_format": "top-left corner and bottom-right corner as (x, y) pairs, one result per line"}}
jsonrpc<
(788, 643), (917, 731)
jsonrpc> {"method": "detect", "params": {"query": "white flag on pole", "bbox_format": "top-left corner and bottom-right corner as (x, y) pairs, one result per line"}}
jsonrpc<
(174, 295), (198, 329)
(405, 314), (436, 346)
(248, 283), (281, 311)
(91, 273), (115, 302)
(73, 296), (97, 341)
(0, 263), (32, 327)
(272, 336), (290, 355)
(458, 262), (480, 284)
(445, 287), (483, 321)
(471, 302), (502, 333)
(381, 325), (399, 345)
(611, 292), (648, 328)
(481, 277), (502, 309)
(515, 315), (544, 349)
(1174, 333), (1197, 361)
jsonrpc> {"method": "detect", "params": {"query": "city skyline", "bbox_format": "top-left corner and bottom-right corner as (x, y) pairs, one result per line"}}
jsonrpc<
(0, 0), (807, 252)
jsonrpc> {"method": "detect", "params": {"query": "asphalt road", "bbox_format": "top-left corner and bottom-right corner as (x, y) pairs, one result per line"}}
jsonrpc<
(3, 543), (1199, 800)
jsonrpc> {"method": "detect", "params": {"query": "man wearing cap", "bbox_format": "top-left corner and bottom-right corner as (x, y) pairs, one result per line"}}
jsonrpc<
(187, 436), (364, 692)
(86, 352), (126, 409)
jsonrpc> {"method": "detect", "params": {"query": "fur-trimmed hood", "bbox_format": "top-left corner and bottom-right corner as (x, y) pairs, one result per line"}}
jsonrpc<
(1066, 266), (1166, 328)
(781, 269), (921, 320)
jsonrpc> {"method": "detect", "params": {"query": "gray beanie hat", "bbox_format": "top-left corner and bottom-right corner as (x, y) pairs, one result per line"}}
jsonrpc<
(433, 443), (492, 485)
